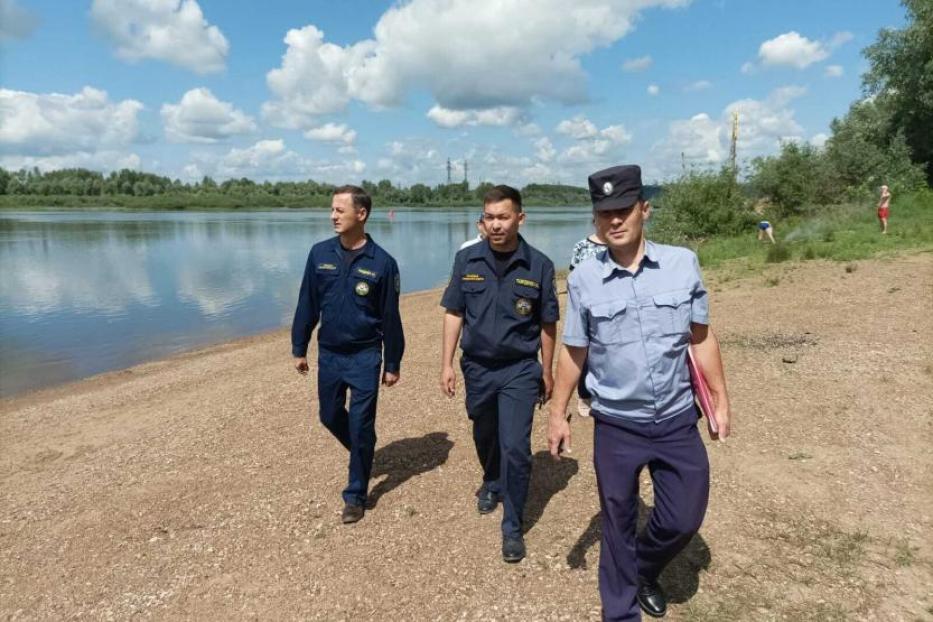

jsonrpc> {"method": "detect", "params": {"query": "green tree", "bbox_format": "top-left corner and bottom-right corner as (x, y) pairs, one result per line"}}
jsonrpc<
(655, 167), (754, 239)
(825, 98), (925, 197)
(862, 0), (933, 182)
(750, 141), (837, 213)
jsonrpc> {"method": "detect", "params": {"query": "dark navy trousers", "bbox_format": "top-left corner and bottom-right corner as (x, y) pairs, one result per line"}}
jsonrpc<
(461, 355), (541, 539)
(594, 410), (710, 622)
(317, 347), (382, 506)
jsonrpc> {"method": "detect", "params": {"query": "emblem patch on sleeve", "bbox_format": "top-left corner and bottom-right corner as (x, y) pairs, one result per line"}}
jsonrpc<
(515, 297), (533, 316)
(355, 281), (370, 296)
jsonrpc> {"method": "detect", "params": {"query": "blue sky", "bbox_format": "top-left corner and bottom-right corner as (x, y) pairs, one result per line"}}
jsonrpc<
(0, 0), (906, 185)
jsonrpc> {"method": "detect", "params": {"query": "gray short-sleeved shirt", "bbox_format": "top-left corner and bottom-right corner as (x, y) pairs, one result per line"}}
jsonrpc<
(563, 240), (709, 422)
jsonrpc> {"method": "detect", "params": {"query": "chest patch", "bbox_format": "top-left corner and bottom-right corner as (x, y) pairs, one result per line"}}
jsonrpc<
(462, 273), (485, 282)
(515, 278), (539, 289)
(354, 281), (371, 296)
(317, 263), (337, 271)
(356, 267), (378, 278)
(515, 297), (533, 316)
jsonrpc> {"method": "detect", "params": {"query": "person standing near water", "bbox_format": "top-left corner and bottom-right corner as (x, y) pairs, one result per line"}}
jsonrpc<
(877, 185), (891, 234)
(547, 165), (731, 620)
(292, 185), (405, 524)
(440, 185), (559, 563)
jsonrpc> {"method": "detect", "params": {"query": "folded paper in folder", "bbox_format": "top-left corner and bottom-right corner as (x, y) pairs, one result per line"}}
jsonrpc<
(687, 346), (719, 436)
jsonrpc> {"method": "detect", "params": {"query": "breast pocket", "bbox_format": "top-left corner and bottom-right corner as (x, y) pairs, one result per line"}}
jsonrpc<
(315, 267), (340, 300)
(589, 300), (637, 345)
(650, 289), (693, 336)
(511, 284), (540, 319)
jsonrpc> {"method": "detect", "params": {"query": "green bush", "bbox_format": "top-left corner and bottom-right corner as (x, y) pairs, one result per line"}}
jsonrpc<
(653, 168), (756, 241)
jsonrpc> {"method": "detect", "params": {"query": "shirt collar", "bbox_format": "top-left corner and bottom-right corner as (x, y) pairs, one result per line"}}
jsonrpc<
(472, 233), (531, 269)
(600, 239), (659, 278)
(330, 233), (375, 258)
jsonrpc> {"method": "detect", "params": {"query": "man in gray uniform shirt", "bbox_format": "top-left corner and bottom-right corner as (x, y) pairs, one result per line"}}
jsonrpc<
(547, 165), (732, 621)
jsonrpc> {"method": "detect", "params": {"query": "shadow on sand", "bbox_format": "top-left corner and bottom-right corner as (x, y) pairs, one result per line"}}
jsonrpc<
(523, 450), (579, 534)
(367, 431), (454, 508)
(566, 499), (711, 604)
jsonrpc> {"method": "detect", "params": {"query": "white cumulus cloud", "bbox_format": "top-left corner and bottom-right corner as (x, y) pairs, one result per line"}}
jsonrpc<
(824, 64), (844, 78)
(556, 115), (598, 140)
(91, 0), (229, 74)
(304, 122), (357, 145)
(651, 86), (807, 177)
(534, 137), (556, 163)
(161, 88), (256, 143)
(759, 31), (827, 68)
(810, 133), (829, 148)
(200, 139), (366, 182)
(554, 116), (633, 166)
(622, 55), (653, 72)
(426, 105), (525, 128)
(0, 87), (143, 156)
(647, 84), (660, 96)
(744, 31), (853, 72)
(262, 0), (690, 126)
(0, 151), (142, 174)
(0, 0), (39, 42)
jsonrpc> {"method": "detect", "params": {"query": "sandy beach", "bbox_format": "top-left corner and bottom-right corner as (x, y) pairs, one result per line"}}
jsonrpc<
(2, 253), (932, 621)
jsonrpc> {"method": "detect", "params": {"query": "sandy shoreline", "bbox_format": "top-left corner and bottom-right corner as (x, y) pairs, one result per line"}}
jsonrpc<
(2, 254), (932, 620)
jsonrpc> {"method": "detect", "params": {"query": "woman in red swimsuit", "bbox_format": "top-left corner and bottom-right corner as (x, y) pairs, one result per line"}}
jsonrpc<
(877, 185), (891, 234)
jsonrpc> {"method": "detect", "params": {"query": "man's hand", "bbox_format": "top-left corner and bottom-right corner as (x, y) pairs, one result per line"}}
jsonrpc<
(382, 371), (400, 387)
(547, 408), (572, 459)
(542, 372), (554, 403)
(440, 365), (456, 397)
(710, 396), (732, 441)
(294, 357), (309, 375)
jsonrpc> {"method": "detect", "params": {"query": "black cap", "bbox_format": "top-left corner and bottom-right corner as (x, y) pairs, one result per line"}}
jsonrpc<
(588, 165), (643, 211)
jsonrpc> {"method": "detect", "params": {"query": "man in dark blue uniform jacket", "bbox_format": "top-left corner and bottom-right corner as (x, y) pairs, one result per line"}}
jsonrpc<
(292, 185), (405, 524)
(440, 185), (559, 563)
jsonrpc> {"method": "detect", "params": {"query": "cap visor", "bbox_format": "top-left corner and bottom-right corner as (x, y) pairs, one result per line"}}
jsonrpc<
(593, 191), (640, 211)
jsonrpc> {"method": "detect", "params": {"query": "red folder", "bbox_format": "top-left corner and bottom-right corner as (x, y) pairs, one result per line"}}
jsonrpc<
(687, 346), (719, 435)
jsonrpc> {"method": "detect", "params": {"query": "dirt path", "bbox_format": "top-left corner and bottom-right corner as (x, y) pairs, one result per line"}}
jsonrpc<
(2, 253), (932, 621)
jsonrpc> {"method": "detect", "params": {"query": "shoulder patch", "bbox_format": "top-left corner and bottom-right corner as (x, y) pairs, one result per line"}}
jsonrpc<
(515, 278), (540, 289)
(462, 273), (485, 282)
(317, 262), (337, 271)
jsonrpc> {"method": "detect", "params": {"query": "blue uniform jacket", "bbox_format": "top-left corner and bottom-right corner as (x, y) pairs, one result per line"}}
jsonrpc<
(441, 235), (559, 361)
(291, 235), (405, 374)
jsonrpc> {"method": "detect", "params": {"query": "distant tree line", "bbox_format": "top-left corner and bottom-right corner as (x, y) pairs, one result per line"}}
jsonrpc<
(0, 168), (595, 208)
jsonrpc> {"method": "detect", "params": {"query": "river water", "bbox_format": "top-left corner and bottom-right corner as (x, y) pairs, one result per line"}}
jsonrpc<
(0, 207), (594, 396)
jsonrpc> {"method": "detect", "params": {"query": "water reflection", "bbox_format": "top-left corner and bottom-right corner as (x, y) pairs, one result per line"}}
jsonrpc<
(0, 207), (592, 396)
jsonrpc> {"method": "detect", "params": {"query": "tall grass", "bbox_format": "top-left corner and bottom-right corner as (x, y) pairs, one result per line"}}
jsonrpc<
(692, 189), (933, 269)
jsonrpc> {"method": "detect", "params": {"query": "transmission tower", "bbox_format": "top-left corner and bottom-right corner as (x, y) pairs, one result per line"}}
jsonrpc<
(446, 158), (452, 184)
(463, 159), (468, 185)
(729, 111), (739, 178)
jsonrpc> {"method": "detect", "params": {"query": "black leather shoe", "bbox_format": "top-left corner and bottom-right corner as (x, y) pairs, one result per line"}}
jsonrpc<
(502, 536), (526, 563)
(476, 488), (500, 514)
(341, 502), (365, 524)
(637, 580), (667, 618)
